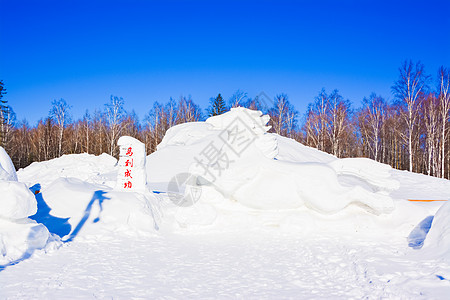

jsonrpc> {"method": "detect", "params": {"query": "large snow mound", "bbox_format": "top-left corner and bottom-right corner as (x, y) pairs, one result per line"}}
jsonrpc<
(0, 219), (55, 266)
(18, 153), (118, 189)
(0, 148), (58, 266)
(0, 146), (17, 181)
(148, 107), (397, 218)
(0, 181), (37, 219)
(35, 177), (158, 239)
(13, 153), (158, 243)
(422, 201), (450, 259)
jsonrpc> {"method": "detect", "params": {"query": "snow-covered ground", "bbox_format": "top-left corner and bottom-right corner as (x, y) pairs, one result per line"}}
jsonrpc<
(1, 108), (450, 299)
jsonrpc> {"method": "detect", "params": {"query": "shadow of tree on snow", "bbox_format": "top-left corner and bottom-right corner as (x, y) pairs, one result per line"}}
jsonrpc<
(63, 190), (110, 242)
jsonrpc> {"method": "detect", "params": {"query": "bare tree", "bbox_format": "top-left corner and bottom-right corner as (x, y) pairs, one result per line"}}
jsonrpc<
(50, 98), (71, 157)
(0, 105), (16, 149)
(145, 101), (166, 152)
(229, 90), (248, 108)
(10, 120), (32, 168)
(392, 60), (430, 172)
(327, 90), (352, 157)
(81, 110), (91, 153)
(92, 109), (106, 155)
(122, 110), (141, 138)
(420, 94), (440, 176)
(438, 66), (450, 178)
(0, 80), (9, 147)
(166, 97), (177, 128)
(303, 104), (321, 148)
(105, 95), (125, 156)
(268, 94), (297, 138)
(177, 96), (202, 123)
(316, 89), (329, 152)
(358, 93), (387, 161)
(304, 89), (330, 152)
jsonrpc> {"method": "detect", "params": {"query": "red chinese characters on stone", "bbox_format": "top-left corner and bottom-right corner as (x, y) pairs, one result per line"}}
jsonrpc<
(125, 158), (133, 167)
(121, 145), (135, 190)
(126, 147), (133, 156)
(124, 169), (132, 178)
(124, 181), (132, 189)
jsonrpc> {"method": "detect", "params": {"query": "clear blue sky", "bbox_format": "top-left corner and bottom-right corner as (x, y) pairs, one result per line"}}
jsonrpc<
(1, 0), (449, 124)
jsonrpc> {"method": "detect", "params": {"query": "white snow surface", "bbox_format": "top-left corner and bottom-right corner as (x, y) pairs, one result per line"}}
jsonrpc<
(0, 181), (37, 220)
(1, 108), (450, 298)
(152, 107), (397, 215)
(0, 149), (57, 266)
(0, 146), (17, 181)
(422, 201), (450, 260)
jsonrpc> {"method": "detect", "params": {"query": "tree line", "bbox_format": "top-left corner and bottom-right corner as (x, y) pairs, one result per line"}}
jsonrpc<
(0, 61), (449, 179)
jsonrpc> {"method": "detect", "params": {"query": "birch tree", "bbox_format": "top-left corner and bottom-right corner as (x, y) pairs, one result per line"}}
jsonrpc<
(438, 66), (450, 178)
(178, 96), (203, 123)
(327, 90), (352, 157)
(304, 89), (331, 152)
(268, 94), (297, 137)
(392, 60), (430, 172)
(81, 111), (91, 154)
(304, 104), (321, 148)
(358, 93), (386, 161)
(229, 90), (248, 108)
(421, 94), (440, 176)
(105, 95), (125, 156)
(50, 98), (71, 157)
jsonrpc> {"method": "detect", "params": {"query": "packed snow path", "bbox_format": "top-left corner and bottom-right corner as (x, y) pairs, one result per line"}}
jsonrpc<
(1, 230), (448, 299)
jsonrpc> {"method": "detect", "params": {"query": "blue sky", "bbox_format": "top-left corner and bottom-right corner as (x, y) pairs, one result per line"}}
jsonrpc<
(1, 0), (449, 124)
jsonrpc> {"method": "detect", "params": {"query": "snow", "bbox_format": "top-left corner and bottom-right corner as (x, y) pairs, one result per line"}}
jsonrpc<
(157, 107), (396, 215)
(0, 148), (58, 266)
(17, 152), (117, 190)
(0, 181), (37, 219)
(1, 108), (450, 298)
(422, 201), (450, 260)
(0, 219), (55, 266)
(0, 146), (17, 181)
(36, 177), (158, 238)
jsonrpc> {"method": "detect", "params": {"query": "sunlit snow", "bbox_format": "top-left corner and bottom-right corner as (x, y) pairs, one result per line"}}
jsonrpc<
(1, 108), (449, 299)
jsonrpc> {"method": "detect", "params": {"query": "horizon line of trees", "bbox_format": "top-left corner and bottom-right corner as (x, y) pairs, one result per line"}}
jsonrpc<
(0, 60), (449, 179)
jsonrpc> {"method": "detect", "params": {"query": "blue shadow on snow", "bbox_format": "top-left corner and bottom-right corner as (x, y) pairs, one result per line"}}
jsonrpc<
(1, 188), (110, 272)
(407, 215), (434, 249)
(0, 224), (47, 272)
(29, 184), (72, 238)
(63, 190), (110, 242)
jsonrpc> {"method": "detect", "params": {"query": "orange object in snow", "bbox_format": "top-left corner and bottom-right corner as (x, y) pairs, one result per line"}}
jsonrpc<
(408, 199), (448, 202)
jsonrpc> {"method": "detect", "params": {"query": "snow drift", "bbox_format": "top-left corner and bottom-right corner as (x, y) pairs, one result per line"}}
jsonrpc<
(17, 153), (158, 241)
(38, 177), (158, 239)
(422, 200), (450, 259)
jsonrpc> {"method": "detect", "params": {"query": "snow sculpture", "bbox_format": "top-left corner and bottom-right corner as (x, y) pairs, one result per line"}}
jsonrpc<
(0, 147), (54, 266)
(187, 107), (395, 215)
(0, 146), (18, 181)
(116, 136), (147, 192)
(0, 181), (37, 219)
